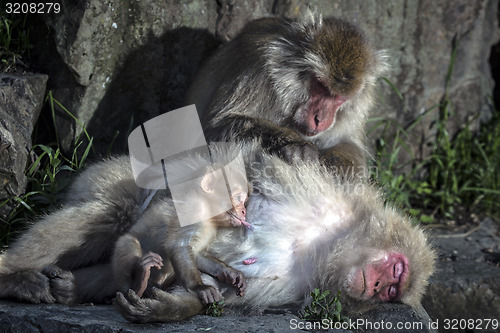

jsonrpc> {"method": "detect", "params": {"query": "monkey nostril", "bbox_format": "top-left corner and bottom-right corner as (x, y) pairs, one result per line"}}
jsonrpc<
(314, 114), (320, 126)
(375, 281), (379, 287)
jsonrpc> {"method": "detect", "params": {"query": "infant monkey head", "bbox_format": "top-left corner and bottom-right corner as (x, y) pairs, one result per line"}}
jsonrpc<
(197, 165), (248, 228)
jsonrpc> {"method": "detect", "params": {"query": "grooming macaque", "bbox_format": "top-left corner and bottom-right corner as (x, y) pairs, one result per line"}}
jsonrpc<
(0, 155), (249, 305)
(111, 168), (248, 304)
(186, 11), (388, 175)
(115, 143), (435, 323)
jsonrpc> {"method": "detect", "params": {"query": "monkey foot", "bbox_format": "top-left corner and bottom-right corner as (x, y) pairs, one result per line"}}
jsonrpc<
(42, 265), (76, 305)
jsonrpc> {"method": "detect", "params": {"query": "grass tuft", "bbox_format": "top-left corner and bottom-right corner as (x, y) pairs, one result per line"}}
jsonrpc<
(299, 289), (349, 324)
(371, 33), (500, 223)
(0, 13), (31, 72)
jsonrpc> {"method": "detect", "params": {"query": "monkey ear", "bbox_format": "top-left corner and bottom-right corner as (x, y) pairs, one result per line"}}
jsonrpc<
(200, 172), (216, 193)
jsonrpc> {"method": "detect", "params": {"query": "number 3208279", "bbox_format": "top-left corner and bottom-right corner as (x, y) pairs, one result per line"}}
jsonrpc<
(5, 3), (61, 14)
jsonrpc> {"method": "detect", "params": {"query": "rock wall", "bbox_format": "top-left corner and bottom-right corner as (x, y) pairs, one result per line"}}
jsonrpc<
(0, 74), (48, 218)
(30, 0), (499, 154)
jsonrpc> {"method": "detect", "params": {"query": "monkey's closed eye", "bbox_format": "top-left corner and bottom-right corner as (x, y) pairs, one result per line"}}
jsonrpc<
(312, 77), (331, 95)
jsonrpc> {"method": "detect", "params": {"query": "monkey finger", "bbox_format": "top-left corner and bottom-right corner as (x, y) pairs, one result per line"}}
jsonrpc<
(125, 289), (142, 305)
(234, 276), (247, 296)
(196, 286), (223, 305)
(237, 276), (247, 290)
(149, 286), (171, 301)
(140, 257), (163, 270)
(114, 292), (139, 313)
(140, 252), (163, 266)
(148, 252), (163, 262)
(274, 142), (319, 164)
(149, 286), (173, 303)
(114, 292), (127, 306)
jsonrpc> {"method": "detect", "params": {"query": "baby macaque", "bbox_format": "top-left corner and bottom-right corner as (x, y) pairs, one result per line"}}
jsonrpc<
(112, 168), (248, 304)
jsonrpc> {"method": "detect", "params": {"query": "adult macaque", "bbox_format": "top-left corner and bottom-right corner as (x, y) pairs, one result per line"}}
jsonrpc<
(112, 167), (248, 304)
(115, 143), (435, 323)
(0, 155), (249, 305)
(186, 11), (388, 175)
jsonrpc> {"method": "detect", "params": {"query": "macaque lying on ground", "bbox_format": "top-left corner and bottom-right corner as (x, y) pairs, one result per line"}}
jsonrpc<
(115, 142), (436, 323)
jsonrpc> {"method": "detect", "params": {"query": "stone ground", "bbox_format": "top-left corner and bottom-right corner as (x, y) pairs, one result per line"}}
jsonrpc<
(423, 218), (500, 332)
(0, 300), (434, 332)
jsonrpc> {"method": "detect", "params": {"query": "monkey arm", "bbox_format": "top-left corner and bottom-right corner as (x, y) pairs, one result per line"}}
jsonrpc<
(196, 253), (246, 296)
(205, 113), (319, 162)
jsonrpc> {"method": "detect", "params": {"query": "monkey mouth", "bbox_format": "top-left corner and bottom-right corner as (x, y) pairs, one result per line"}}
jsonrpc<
(229, 213), (253, 229)
(392, 258), (410, 301)
(383, 258), (409, 302)
(298, 125), (322, 137)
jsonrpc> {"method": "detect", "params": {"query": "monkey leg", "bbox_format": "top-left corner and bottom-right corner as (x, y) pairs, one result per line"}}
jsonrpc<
(0, 270), (55, 304)
(112, 234), (144, 292)
(72, 263), (117, 304)
(114, 287), (205, 323)
(197, 253), (246, 296)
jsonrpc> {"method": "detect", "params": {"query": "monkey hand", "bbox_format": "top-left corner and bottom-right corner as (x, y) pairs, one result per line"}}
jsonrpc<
(132, 252), (163, 297)
(114, 287), (205, 323)
(270, 140), (319, 164)
(319, 142), (366, 178)
(192, 284), (224, 305)
(42, 265), (76, 305)
(216, 267), (246, 297)
(115, 289), (171, 323)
